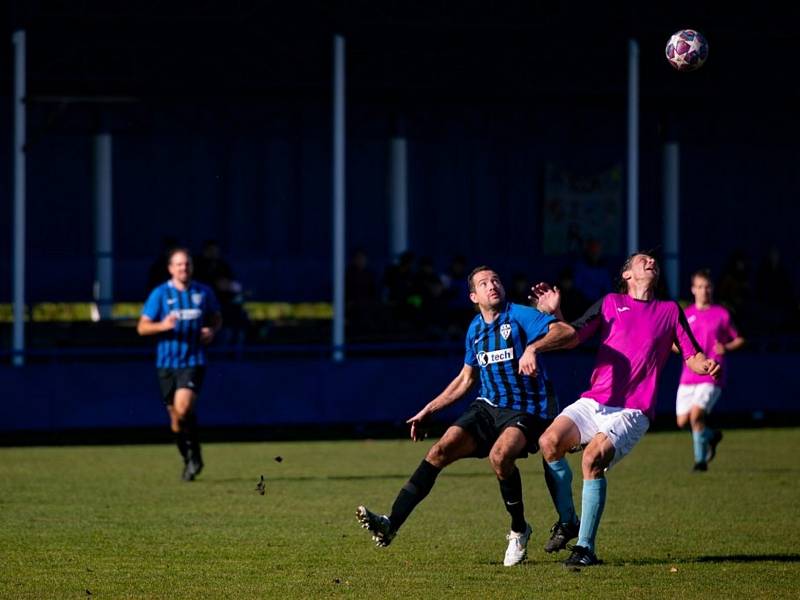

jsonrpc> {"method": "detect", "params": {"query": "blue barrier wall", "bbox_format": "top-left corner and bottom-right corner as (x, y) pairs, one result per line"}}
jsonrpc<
(1, 102), (798, 302)
(0, 353), (792, 433)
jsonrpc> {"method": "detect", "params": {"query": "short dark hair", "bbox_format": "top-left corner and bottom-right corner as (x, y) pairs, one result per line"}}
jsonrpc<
(691, 268), (713, 284)
(617, 250), (658, 293)
(467, 265), (496, 293)
(167, 247), (192, 265)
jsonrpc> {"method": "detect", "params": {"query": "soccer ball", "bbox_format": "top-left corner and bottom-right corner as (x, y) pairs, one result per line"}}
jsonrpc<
(665, 29), (708, 72)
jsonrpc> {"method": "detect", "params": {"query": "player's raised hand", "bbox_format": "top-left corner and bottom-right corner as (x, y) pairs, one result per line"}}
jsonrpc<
(529, 282), (561, 315)
(407, 407), (432, 442)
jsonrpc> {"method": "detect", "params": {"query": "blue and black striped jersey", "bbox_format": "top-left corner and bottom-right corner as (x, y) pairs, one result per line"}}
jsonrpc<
(142, 281), (221, 368)
(464, 302), (559, 418)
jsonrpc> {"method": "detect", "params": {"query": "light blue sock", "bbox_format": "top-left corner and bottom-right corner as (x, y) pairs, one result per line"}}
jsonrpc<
(692, 429), (707, 463)
(544, 459), (577, 525)
(576, 478), (607, 553)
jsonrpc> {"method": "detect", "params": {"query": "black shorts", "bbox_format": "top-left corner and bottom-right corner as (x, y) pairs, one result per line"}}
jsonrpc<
(157, 367), (206, 406)
(452, 400), (552, 459)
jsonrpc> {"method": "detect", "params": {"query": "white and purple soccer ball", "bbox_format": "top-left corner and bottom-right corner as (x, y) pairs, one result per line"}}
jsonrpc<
(665, 29), (709, 72)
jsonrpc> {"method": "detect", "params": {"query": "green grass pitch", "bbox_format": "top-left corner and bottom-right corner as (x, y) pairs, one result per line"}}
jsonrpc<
(1, 428), (799, 598)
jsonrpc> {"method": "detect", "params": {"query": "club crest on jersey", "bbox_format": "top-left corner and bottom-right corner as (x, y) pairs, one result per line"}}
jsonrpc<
(500, 323), (511, 340)
(191, 293), (203, 305)
(477, 347), (514, 367)
(687, 314), (697, 324)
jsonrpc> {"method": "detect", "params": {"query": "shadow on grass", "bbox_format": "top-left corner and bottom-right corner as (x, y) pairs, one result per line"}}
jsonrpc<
(207, 471), (493, 484)
(607, 553), (800, 566)
(694, 553), (800, 563)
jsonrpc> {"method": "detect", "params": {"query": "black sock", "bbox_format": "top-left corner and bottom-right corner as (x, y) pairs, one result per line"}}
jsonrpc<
(175, 430), (189, 463)
(183, 412), (203, 466)
(499, 467), (527, 533)
(388, 459), (441, 531)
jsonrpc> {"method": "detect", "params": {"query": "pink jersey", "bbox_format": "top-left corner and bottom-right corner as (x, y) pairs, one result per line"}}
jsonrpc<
(572, 293), (700, 420)
(679, 304), (738, 386)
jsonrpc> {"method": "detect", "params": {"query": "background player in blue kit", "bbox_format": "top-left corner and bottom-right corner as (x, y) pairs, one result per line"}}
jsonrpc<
(357, 266), (576, 566)
(137, 248), (222, 481)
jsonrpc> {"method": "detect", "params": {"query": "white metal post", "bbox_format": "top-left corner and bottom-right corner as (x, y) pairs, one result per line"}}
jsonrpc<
(93, 130), (114, 320)
(389, 137), (408, 259)
(12, 30), (27, 367)
(332, 35), (346, 362)
(663, 142), (680, 298)
(627, 39), (639, 255)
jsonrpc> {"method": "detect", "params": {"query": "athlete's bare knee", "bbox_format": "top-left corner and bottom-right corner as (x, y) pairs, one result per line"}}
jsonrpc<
(175, 407), (189, 421)
(167, 407), (180, 433)
(581, 448), (608, 479)
(489, 447), (514, 479)
(690, 414), (706, 430)
(425, 442), (450, 468)
(538, 431), (562, 462)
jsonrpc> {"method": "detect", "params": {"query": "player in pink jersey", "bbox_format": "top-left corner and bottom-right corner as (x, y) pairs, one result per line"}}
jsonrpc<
(676, 269), (745, 472)
(530, 252), (720, 568)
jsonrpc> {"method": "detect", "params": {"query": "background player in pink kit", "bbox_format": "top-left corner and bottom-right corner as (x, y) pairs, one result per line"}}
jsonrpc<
(676, 269), (745, 471)
(531, 252), (721, 568)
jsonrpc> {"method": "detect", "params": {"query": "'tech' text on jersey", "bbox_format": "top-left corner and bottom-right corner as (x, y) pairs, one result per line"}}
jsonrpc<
(142, 281), (221, 368)
(464, 302), (559, 419)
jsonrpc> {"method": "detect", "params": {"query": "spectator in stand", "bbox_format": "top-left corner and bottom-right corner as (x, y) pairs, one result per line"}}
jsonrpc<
(415, 256), (448, 339)
(509, 272), (532, 306)
(146, 235), (179, 294)
(717, 249), (753, 336)
(194, 240), (249, 348)
(346, 248), (379, 337)
(442, 255), (473, 335)
(552, 266), (590, 320)
(383, 251), (418, 331)
(755, 245), (798, 342)
(573, 239), (613, 303)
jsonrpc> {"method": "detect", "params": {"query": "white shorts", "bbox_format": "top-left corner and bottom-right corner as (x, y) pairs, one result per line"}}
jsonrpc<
(676, 383), (722, 416)
(559, 398), (650, 469)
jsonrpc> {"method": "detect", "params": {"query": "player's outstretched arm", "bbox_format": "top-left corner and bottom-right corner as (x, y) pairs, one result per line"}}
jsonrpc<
(518, 321), (578, 376)
(407, 365), (477, 441)
(686, 352), (721, 380)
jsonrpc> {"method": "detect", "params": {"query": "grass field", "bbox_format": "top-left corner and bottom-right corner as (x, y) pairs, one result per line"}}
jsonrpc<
(1, 428), (799, 599)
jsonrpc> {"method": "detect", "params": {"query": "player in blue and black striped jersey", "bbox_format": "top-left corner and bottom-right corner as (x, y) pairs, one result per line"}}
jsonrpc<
(137, 248), (221, 481)
(357, 266), (576, 566)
